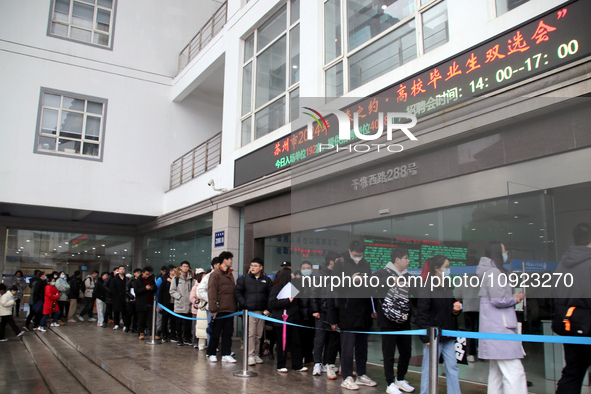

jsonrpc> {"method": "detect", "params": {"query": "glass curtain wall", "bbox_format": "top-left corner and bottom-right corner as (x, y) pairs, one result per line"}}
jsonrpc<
(262, 190), (557, 388)
(142, 216), (213, 271)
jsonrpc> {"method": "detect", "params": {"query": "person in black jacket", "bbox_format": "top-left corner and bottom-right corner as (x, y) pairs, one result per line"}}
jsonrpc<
(373, 248), (416, 394)
(295, 261), (315, 367)
(67, 271), (81, 323)
(25, 270), (45, 331)
(327, 240), (378, 390)
(310, 251), (341, 378)
(416, 255), (462, 394)
(268, 263), (307, 373)
(234, 257), (272, 366)
(108, 266), (128, 330)
(124, 268), (141, 333)
(93, 272), (109, 327)
(133, 266), (157, 340)
(157, 265), (176, 341)
(103, 267), (118, 328)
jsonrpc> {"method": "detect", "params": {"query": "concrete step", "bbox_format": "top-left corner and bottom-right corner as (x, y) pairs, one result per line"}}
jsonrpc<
(35, 328), (133, 394)
(49, 325), (189, 394)
(0, 335), (51, 393)
(22, 333), (89, 394)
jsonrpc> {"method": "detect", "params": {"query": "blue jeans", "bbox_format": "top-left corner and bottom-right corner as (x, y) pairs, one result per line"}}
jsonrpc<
(420, 340), (461, 394)
(40, 312), (60, 327)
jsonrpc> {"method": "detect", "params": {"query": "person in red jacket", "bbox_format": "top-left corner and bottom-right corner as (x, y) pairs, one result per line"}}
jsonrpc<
(38, 277), (60, 332)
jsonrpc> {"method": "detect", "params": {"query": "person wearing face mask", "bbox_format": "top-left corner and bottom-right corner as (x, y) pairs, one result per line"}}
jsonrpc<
(477, 241), (527, 393)
(38, 277), (61, 332)
(416, 255), (462, 394)
(327, 240), (378, 390)
(296, 261), (316, 367)
(55, 271), (70, 325)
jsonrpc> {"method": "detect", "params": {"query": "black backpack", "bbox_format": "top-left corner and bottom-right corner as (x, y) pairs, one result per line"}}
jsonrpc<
(382, 267), (411, 324)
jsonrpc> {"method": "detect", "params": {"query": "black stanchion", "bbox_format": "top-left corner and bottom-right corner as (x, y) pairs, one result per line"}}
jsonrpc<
(233, 310), (257, 378)
(146, 297), (161, 345)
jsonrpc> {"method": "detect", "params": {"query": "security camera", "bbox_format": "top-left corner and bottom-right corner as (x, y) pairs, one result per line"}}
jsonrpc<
(208, 179), (214, 187)
(207, 179), (227, 192)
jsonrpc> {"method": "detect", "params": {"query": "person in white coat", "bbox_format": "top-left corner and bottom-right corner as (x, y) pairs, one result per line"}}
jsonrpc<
(197, 257), (220, 345)
(0, 285), (26, 340)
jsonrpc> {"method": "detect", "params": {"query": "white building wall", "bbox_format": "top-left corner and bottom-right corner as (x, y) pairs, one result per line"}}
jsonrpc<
(0, 0), (223, 216)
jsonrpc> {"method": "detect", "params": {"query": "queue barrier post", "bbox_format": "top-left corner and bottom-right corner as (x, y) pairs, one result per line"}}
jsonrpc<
(146, 296), (161, 345)
(233, 309), (257, 377)
(428, 326), (438, 394)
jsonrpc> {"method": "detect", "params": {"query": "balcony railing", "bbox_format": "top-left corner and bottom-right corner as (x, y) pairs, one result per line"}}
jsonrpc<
(177, 1), (227, 74)
(169, 132), (222, 190)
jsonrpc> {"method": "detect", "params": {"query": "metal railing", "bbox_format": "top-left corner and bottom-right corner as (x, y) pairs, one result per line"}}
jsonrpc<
(177, 1), (227, 74)
(169, 132), (222, 190)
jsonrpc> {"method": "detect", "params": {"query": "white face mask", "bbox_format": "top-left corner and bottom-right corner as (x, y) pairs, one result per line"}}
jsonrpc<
(502, 252), (509, 263)
(301, 269), (312, 276)
(350, 253), (362, 264)
(441, 267), (450, 276)
(60, 274), (65, 279)
(50, 282), (56, 286)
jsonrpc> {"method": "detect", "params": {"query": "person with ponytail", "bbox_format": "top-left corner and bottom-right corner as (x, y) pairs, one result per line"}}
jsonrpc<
(416, 255), (461, 394)
(477, 241), (527, 393)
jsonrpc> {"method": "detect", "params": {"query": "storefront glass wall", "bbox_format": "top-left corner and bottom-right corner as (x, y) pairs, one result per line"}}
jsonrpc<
(2, 229), (134, 303)
(263, 189), (561, 389)
(142, 216), (213, 271)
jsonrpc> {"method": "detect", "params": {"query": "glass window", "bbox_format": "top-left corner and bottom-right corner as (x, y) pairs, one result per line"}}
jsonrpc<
(36, 89), (107, 160)
(242, 62), (253, 116)
(290, 25), (300, 85)
(495, 0), (530, 16)
(258, 5), (287, 50)
(255, 98), (286, 139)
(326, 0), (448, 96)
(324, 0), (342, 64)
(349, 20), (416, 90)
(347, 0), (415, 51)
(49, 0), (116, 48)
(290, 88), (300, 122)
(241, 0), (300, 146)
(326, 62), (343, 98)
(422, 0), (448, 54)
(255, 36), (287, 108)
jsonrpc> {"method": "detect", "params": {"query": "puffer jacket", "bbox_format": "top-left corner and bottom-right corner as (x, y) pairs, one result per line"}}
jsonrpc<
(83, 276), (96, 298)
(477, 257), (523, 360)
(189, 280), (208, 340)
(0, 292), (15, 316)
(208, 267), (236, 314)
(234, 272), (272, 311)
(56, 277), (70, 302)
(42, 285), (60, 315)
(170, 271), (195, 314)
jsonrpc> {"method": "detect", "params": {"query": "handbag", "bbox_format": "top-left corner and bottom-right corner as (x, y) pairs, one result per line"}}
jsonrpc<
(552, 303), (591, 336)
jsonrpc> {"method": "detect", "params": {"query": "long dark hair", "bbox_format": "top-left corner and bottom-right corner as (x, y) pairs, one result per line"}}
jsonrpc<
(273, 268), (292, 288)
(485, 241), (508, 273)
(420, 255), (448, 280)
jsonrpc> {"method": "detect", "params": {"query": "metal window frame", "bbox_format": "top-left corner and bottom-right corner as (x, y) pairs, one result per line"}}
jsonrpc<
(34, 87), (108, 162)
(46, 0), (117, 50)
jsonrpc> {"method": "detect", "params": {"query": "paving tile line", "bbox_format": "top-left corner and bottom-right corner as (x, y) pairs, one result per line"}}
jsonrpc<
(34, 329), (132, 394)
(22, 333), (90, 394)
(49, 326), (192, 394)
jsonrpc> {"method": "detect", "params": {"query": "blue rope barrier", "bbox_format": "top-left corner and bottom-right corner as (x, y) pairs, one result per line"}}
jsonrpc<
(157, 303), (241, 321)
(441, 329), (591, 345)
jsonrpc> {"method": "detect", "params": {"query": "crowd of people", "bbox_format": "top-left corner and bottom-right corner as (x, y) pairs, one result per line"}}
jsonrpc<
(2, 222), (591, 394)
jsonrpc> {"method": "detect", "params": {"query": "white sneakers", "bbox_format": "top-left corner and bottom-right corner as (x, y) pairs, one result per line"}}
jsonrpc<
(17, 331), (25, 337)
(467, 355), (475, 363)
(77, 314), (85, 321)
(395, 379), (415, 392)
(248, 356), (256, 366)
(356, 375), (377, 387)
(113, 325), (119, 330)
(277, 367), (288, 373)
(38, 326), (47, 332)
(326, 364), (338, 380)
(254, 355), (264, 364)
(208, 355), (218, 362)
(222, 355), (237, 363)
(50, 322), (59, 327)
(88, 317), (97, 322)
(341, 376), (359, 390)
(313, 363), (323, 376)
(387, 383), (402, 394)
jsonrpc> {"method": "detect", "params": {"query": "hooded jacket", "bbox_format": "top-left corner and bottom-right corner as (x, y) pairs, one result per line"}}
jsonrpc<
(477, 257), (523, 360)
(373, 262), (414, 329)
(170, 270), (195, 314)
